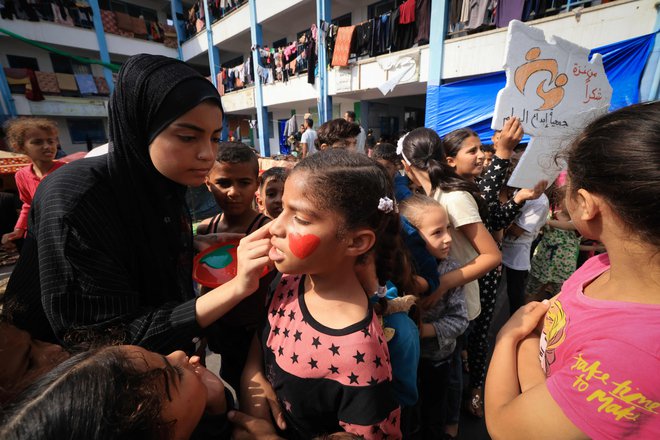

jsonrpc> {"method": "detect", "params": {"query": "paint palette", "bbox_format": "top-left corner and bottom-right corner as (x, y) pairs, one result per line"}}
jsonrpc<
(193, 240), (269, 288)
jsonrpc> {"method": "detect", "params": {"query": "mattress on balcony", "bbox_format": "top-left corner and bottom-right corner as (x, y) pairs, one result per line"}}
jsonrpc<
(162, 23), (177, 38)
(74, 74), (98, 95)
(55, 73), (79, 92)
(35, 71), (61, 94)
(131, 16), (148, 36)
(101, 10), (120, 35)
(94, 76), (111, 95)
(115, 11), (132, 32)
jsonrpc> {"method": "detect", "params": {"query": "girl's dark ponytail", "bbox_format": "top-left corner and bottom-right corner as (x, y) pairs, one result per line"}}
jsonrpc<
(402, 128), (488, 221)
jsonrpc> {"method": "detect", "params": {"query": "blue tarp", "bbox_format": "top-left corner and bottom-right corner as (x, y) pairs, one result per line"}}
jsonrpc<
(425, 32), (657, 142)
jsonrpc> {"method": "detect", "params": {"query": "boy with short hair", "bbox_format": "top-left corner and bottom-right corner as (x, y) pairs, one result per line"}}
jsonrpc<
(316, 118), (361, 151)
(255, 166), (287, 219)
(196, 142), (274, 392)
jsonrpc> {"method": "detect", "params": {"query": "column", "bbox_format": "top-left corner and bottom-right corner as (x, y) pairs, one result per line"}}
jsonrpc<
(170, 0), (185, 60)
(316, 0), (332, 124)
(0, 67), (17, 118)
(640, 4), (660, 101)
(202, 0), (220, 87)
(88, 0), (115, 93)
(249, 0), (270, 156)
(424, 0), (449, 127)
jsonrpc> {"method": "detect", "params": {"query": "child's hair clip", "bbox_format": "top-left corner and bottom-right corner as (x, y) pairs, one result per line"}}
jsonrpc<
(378, 196), (394, 214)
(376, 285), (388, 298)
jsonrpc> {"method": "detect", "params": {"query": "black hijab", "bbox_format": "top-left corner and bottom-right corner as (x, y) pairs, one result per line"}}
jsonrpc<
(107, 54), (222, 309)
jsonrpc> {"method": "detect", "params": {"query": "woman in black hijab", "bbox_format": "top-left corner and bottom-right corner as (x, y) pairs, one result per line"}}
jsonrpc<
(4, 54), (272, 355)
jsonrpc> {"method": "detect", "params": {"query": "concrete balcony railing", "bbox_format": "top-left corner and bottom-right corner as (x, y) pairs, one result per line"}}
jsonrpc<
(0, 15), (177, 58)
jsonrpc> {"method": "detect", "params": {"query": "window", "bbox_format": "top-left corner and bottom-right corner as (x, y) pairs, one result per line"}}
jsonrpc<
(222, 56), (244, 69)
(272, 38), (287, 49)
(368, 0), (398, 19)
(49, 54), (91, 75)
(332, 13), (352, 27)
(50, 54), (73, 74)
(7, 55), (39, 71)
(67, 119), (107, 144)
(107, 0), (157, 20)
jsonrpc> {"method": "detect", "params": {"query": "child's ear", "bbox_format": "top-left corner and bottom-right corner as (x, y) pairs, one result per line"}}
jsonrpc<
(576, 189), (601, 221)
(204, 175), (212, 192)
(255, 191), (265, 212)
(345, 229), (376, 257)
(446, 156), (457, 169)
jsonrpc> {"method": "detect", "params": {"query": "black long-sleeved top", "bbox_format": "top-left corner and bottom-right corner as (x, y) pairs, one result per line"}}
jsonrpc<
(4, 156), (201, 353)
(478, 155), (522, 233)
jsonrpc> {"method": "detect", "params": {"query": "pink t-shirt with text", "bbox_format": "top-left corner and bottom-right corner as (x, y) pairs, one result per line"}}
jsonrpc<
(541, 254), (660, 439)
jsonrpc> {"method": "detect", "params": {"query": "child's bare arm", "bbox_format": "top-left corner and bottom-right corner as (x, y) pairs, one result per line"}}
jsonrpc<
(485, 302), (587, 440)
(516, 334), (546, 392)
(239, 335), (286, 429)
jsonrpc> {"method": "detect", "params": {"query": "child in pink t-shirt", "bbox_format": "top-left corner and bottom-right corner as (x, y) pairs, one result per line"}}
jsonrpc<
(1, 118), (64, 249)
(484, 102), (660, 440)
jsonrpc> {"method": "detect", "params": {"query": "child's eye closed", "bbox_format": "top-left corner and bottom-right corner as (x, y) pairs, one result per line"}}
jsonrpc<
(294, 216), (310, 226)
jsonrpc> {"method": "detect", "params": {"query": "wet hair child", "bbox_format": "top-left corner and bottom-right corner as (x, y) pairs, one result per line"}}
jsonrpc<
(316, 118), (361, 151)
(401, 194), (468, 439)
(1, 345), (230, 440)
(196, 142), (274, 392)
(1, 118), (65, 249)
(486, 101), (660, 439)
(256, 166), (288, 219)
(241, 150), (402, 439)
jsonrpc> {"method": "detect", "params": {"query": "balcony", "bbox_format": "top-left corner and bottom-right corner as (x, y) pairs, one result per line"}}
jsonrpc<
(0, 5), (177, 58)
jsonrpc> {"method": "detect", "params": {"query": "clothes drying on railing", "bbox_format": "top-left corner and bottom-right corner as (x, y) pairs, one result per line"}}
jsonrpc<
(325, 0), (430, 66)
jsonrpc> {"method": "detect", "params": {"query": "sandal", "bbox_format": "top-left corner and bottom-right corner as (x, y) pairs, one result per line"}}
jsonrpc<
(467, 387), (484, 418)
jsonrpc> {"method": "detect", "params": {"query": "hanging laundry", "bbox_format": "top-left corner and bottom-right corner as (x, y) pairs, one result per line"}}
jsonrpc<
(353, 19), (374, 57)
(415, 0), (431, 44)
(331, 25), (356, 67)
(399, 0), (416, 24)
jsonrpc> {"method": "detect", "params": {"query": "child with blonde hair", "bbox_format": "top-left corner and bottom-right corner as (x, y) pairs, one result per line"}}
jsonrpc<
(1, 118), (64, 249)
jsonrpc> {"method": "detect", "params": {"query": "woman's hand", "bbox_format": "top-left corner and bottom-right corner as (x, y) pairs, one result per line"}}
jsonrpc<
(234, 223), (273, 296)
(497, 300), (550, 344)
(1, 229), (23, 251)
(194, 232), (245, 253)
(189, 355), (227, 415)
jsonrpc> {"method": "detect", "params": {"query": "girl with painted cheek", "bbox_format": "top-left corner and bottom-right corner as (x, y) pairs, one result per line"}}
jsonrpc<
(485, 101), (660, 440)
(240, 150), (402, 440)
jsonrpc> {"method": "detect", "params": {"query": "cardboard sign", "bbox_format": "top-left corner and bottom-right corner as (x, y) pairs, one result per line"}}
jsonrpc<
(492, 20), (612, 188)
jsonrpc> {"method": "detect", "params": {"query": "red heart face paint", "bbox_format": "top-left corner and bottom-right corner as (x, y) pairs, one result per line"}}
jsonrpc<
(289, 233), (320, 259)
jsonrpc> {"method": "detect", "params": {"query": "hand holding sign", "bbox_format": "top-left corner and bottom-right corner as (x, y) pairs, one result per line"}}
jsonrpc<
(492, 21), (612, 188)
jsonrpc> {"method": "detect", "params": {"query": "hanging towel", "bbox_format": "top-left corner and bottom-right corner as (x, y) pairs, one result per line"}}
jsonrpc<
(55, 73), (79, 92)
(331, 25), (356, 67)
(399, 0), (416, 24)
(74, 74), (98, 95)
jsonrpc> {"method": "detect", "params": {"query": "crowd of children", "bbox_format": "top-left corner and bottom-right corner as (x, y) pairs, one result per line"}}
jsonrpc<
(0, 53), (658, 440)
